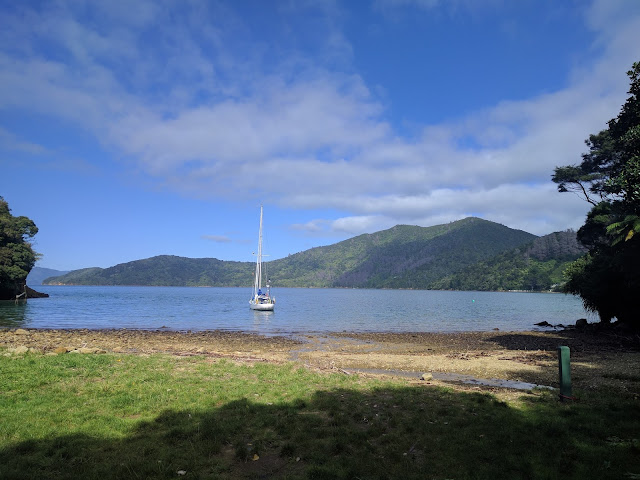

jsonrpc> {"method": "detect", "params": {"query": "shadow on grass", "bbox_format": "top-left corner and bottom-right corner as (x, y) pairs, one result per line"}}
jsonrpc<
(2, 383), (639, 480)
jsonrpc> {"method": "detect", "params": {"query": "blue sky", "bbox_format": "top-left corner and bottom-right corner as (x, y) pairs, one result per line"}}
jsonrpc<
(1, 0), (640, 271)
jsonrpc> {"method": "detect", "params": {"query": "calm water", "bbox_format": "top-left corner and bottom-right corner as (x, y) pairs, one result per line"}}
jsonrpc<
(0, 286), (594, 335)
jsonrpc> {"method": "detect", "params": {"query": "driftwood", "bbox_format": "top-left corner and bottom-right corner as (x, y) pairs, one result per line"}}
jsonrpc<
(13, 285), (49, 303)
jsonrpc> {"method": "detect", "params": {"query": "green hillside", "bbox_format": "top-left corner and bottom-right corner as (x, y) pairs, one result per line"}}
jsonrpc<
(44, 257), (253, 287)
(431, 230), (586, 291)
(44, 217), (539, 289)
(268, 217), (536, 288)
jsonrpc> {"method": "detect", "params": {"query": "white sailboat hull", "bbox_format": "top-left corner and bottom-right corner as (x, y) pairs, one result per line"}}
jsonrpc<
(249, 299), (275, 311)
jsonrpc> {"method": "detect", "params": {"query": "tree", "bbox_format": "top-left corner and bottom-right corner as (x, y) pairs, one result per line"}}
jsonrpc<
(553, 62), (640, 326)
(0, 197), (40, 300)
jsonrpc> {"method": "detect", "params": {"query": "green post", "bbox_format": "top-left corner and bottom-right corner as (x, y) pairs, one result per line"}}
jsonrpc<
(557, 346), (572, 401)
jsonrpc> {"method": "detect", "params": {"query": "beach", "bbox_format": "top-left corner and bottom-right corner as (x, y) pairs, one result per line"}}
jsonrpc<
(2, 326), (638, 398)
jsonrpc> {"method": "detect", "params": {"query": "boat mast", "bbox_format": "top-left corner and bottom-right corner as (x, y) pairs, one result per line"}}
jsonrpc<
(254, 205), (264, 297)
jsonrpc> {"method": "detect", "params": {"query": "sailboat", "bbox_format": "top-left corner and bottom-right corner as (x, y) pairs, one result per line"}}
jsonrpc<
(249, 205), (275, 311)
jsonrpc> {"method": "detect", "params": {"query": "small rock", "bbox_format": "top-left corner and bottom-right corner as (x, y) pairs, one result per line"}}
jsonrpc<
(576, 318), (588, 328)
(420, 372), (433, 381)
(177, 470), (186, 476)
(535, 321), (552, 327)
(78, 347), (96, 354)
(54, 347), (69, 354)
(14, 329), (29, 335)
(13, 346), (29, 355)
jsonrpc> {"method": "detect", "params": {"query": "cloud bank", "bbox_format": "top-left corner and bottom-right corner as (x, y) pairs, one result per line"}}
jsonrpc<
(2, 0), (640, 238)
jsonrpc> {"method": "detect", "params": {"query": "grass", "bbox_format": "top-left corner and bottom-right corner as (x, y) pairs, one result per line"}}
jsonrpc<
(1, 352), (639, 479)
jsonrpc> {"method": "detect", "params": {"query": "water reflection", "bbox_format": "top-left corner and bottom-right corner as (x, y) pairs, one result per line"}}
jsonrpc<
(0, 301), (28, 327)
(251, 310), (274, 330)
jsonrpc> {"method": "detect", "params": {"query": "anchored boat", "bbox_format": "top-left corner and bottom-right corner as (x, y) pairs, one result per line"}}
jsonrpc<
(249, 205), (275, 311)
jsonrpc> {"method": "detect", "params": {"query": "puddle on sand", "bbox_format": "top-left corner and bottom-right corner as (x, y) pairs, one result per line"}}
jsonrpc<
(431, 372), (554, 391)
(288, 335), (554, 392)
(288, 334), (382, 361)
(346, 368), (554, 391)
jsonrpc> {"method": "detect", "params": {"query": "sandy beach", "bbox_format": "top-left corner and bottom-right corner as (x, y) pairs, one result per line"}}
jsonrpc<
(2, 326), (638, 398)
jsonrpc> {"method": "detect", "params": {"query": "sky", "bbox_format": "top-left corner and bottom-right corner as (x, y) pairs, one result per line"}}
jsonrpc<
(1, 0), (640, 271)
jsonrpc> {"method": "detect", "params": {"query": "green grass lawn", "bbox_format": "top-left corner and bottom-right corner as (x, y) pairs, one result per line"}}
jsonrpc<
(1, 352), (638, 479)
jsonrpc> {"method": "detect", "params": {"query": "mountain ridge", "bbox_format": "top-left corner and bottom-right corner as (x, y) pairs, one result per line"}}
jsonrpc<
(43, 217), (549, 289)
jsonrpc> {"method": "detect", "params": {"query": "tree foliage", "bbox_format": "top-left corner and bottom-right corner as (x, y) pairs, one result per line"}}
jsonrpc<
(0, 197), (40, 300)
(553, 62), (640, 326)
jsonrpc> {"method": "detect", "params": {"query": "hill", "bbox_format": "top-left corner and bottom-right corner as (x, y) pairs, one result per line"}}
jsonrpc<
(44, 217), (538, 289)
(27, 267), (70, 286)
(268, 217), (536, 288)
(43, 257), (253, 287)
(430, 230), (587, 291)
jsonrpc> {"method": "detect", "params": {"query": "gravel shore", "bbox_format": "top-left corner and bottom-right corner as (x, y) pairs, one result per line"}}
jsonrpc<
(2, 326), (638, 396)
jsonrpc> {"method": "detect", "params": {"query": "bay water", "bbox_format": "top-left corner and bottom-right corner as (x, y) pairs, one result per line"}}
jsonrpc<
(0, 286), (594, 335)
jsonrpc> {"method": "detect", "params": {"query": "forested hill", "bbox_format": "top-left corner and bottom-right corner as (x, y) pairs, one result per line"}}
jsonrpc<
(431, 230), (587, 291)
(43, 258), (253, 287)
(269, 217), (536, 288)
(44, 217), (542, 289)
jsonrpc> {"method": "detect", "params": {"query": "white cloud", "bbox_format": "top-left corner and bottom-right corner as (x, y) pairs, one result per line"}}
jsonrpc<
(0, 127), (47, 154)
(114, 73), (388, 172)
(291, 218), (331, 234)
(374, 0), (440, 10)
(373, 0), (505, 17)
(202, 235), (232, 243)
